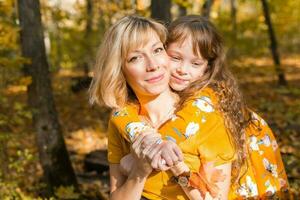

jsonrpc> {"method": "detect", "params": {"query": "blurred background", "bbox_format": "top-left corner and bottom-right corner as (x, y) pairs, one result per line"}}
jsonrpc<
(0, 0), (299, 199)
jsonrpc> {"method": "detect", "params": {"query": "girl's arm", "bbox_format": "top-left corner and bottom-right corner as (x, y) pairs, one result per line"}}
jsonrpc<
(170, 161), (232, 200)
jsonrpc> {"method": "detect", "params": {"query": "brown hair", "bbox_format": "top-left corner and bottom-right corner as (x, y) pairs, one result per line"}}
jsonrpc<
(168, 15), (251, 184)
(89, 15), (167, 109)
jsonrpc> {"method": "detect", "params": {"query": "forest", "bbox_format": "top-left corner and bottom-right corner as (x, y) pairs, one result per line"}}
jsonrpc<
(0, 0), (299, 199)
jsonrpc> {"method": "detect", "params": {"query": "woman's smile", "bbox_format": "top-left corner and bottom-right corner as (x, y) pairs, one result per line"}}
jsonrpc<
(145, 74), (164, 83)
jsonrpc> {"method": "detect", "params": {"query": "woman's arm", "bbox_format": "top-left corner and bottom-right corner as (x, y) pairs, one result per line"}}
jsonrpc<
(109, 129), (154, 200)
(110, 164), (149, 200)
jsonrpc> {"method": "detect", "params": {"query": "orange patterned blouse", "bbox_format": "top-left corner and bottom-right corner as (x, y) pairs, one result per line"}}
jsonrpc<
(107, 87), (289, 199)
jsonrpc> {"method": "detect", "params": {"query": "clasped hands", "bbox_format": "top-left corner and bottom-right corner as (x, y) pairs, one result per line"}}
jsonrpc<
(120, 129), (184, 176)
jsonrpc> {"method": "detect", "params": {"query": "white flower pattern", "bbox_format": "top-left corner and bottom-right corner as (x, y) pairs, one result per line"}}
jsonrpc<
(125, 122), (149, 141)
(193, 96), (214, 113)
(184, 122), (199, 138)
(265, 180), (276, 195)
(263, 158), (278, 177)
(237, 176), (259, 197)
(249, 136), (260, 151)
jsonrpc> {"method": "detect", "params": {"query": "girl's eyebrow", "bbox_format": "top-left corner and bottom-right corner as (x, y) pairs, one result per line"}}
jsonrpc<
(167, 49), (181, 54)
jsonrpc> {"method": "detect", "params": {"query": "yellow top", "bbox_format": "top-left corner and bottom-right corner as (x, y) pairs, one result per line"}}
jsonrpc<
(107, 87), (289, 199)
(108, 87), (235, 199)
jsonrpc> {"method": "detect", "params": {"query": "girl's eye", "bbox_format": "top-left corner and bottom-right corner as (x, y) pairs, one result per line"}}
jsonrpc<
(154, 47), (164, 54)
(170, 55), (181, 61)
(192, 62), (205, 67)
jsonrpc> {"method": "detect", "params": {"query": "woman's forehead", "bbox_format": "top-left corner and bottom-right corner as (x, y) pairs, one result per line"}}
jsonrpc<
(125, 29), (162, 53)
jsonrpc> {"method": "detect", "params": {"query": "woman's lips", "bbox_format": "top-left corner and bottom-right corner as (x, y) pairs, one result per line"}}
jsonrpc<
(146, 74), (164, 83)
(171, 75), (189, 84)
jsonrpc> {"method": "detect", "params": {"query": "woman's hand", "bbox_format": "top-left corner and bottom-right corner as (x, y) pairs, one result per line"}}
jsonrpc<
(120, 154), (135, 176)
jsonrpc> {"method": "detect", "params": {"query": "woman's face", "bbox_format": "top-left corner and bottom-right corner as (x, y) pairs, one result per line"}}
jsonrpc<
(123, 31), (170, 98)
(167, 37), (208, 91)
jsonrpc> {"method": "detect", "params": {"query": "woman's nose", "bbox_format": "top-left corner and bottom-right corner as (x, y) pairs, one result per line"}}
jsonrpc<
(146, 56), (159, 72)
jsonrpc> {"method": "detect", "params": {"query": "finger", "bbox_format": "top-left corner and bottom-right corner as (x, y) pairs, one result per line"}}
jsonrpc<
(142, 139), (161, 158)
(140, 134), (161, 149)
(143, 137), (163, 153)
(161, 151), (174, 167)
(147, 142), (162, 160)
(173, 146), (183, 162)
(168, 149), (180, 165)
(157, 157), (170, 171)
(132, 131), (149, 150)
(151, 152), (161, 169)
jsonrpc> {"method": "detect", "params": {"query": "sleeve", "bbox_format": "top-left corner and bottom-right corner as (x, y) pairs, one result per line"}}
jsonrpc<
(110, 105), (151, 142)
(196, 112), (236, 166)
(107, 119), (130, 164)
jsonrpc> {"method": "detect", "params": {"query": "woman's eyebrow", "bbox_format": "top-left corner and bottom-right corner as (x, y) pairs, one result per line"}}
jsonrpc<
(152, 41), (162, 47)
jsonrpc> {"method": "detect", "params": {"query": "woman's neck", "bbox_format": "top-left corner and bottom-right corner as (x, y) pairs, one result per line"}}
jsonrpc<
(137, 88), (178, 128)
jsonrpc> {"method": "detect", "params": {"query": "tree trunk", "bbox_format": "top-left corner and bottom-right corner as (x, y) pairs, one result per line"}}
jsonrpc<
(202, 0), (213, 19)
(52, 1), (62, 72)
(260, 0), (287, 85)
(17, 0), (78, 195)
(151, 0), (171, 24)
(83, 0), (93, 76)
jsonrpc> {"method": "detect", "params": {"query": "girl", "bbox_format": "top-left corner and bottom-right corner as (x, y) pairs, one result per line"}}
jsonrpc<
(114, 15), (290, 199)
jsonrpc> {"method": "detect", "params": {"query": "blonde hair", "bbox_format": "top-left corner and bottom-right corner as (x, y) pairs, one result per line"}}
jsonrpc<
(168, 15), (251, 184)
(89, 15), (167, 109)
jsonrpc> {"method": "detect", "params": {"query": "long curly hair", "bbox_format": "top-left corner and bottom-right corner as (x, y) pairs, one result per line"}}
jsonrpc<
(167, 15), (251, 184)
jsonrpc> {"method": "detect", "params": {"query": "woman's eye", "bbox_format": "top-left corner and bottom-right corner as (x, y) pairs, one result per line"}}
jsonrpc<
(154, 47), (164, 54)
(128, 55), (140, 63)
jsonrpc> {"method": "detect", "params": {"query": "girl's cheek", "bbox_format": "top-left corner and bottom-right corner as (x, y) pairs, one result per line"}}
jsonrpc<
(169, 61), (179, 72)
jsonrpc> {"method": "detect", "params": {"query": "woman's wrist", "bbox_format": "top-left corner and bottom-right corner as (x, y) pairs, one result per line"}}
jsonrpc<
(129, 164), (152, 180)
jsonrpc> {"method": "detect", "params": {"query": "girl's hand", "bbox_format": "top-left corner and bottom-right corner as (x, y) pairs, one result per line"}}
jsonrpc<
(150, 140), (183, 170)
(131, 130), (162, 176)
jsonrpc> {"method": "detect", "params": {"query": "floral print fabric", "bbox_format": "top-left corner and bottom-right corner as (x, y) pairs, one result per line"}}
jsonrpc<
(108, 87), (289, 199)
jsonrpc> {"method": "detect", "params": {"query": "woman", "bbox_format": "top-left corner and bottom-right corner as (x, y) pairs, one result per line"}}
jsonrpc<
(89, 15), (233, 200)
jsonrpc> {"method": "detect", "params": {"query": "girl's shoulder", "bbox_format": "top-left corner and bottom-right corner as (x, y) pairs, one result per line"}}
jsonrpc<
(109, 103), (144, 141)
(180, 87), (219, 116)
(192, 87), (219, 105)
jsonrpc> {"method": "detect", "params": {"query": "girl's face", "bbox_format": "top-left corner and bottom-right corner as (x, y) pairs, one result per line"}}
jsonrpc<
(167, 37), (208, 91)
(123, 31), (170, 98)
